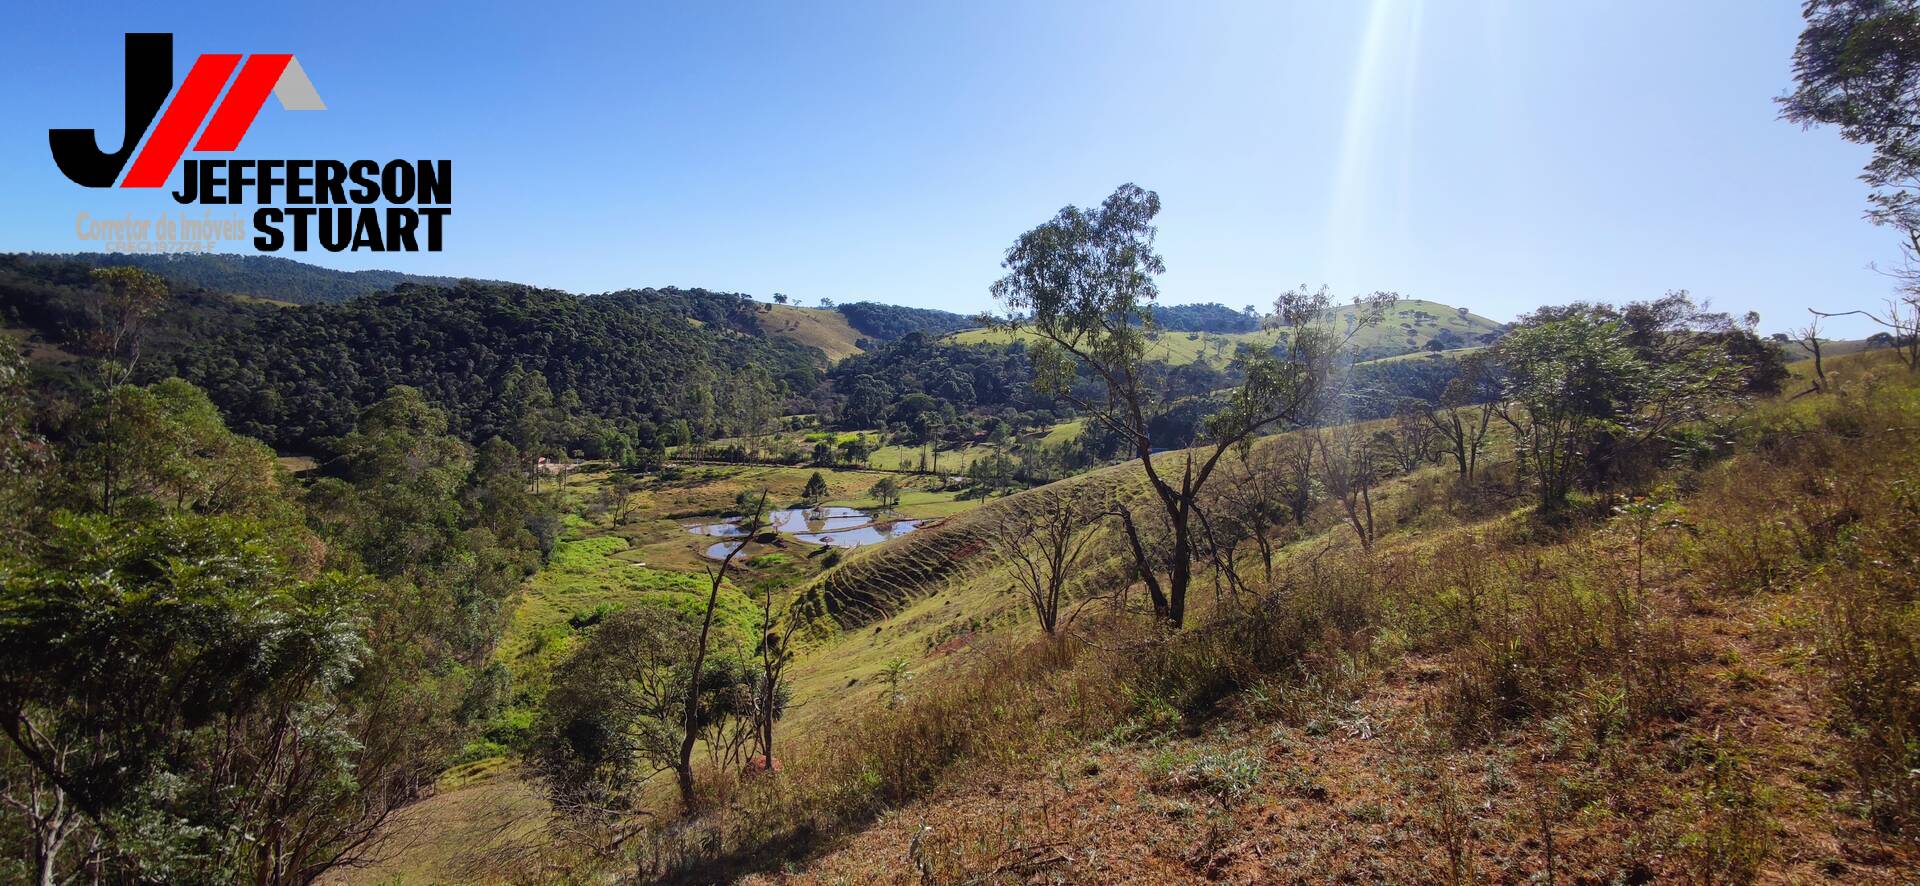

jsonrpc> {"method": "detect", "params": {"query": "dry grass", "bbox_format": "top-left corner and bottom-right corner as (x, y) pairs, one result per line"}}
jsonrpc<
(379, 352), (1920, 884)
(753, 304), (867, 362)
(731, 354), (1920, 883)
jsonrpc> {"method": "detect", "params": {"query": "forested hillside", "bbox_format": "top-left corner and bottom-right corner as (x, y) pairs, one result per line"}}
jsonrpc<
(159, 283), (824, 452)
(833, 300), (976, 341)
(1148, 301), (1259, 332)
(0, 256), (827, 454)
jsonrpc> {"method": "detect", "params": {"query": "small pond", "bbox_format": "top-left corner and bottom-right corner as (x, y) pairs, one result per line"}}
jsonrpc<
(703, 540), (748, 560)
(794, 519), (922, 548)
(687, 506), (922, 558)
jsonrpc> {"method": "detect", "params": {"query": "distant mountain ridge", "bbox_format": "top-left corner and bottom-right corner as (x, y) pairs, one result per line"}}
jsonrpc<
(20, 253), (518, 306)
(14, 254), (981, 345)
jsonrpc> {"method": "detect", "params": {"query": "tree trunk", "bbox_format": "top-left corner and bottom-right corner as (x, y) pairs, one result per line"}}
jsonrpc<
(1115, 507), (1169, 620)
(678, 577), (720, 808)
(1167, 523), (1190, 628)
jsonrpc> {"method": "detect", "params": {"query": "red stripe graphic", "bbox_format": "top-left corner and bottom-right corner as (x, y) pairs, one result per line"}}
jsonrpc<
(194, 54), (291, 152)
(120, 53), (241, 188)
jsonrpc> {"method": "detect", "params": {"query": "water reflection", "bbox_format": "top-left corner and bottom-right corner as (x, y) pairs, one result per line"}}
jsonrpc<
(688, 506), (922, 557)
(794, 519), (922, 548)
(704, 540), (747, 560)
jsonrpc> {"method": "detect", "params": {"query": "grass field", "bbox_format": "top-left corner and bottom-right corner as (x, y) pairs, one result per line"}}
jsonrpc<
(489, 462), (996, 741)
(688, 417), (1085, 476)
(753, 303), (867, 362)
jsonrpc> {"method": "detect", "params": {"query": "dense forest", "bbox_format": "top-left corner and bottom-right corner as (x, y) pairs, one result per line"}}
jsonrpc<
(820, 333), (1049, 428)
(1147, 301), (1260, 332)
(831, 301), (975, 341)
(1, 256), (826, 455)
(0, 332), (559, 881)
(156, 283), (824, 453)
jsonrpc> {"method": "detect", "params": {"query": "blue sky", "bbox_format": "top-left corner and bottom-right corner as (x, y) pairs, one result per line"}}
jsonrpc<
(0, 1), (1898, 335)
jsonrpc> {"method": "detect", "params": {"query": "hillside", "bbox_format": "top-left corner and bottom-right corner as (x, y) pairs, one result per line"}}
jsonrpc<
(2, 254), (989, 370)
(337, 337), (1917, 883)
(951, 298), (1505, 364)
(833, 301), (977, 342)
(694, 354), (1920, 882)
(755, 303), (868, 361)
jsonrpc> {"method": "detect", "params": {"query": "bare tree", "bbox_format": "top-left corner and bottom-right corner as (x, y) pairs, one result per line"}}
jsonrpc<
(1814, 294), (1920, 371)
(0, 733), (91, 886)
(987, 488), (1106, 634)
(677, 489), (767, 807)
(1423, 350), (1498, 482)
(1320, 429), (1378, 550)
(1205, 442), (1291, 583)
(752, 578), (795, 770)
(1377, 408), (1440, 474)
(1797, 311), (1829, 392)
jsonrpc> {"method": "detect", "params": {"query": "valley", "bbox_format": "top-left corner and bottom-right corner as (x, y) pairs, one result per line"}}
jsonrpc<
(4, 244), (1918, 884)
(11, 5), (1920, 885)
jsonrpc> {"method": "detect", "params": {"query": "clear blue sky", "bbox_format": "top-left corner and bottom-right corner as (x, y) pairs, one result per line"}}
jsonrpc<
(0, 0), (1898, 335)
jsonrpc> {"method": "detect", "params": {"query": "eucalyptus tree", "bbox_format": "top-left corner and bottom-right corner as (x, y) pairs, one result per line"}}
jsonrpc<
(990, 183), (1387, 627)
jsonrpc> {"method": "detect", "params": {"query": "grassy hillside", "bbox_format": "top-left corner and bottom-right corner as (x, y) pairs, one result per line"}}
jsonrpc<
(469, 351), (1916, 884)
(336, 458), (996, 881)
(754, 303), (868, 362)
(1783, 336), (1895, 362)
(951, 298), (1504, 365)
(336, 351), (1914, 885)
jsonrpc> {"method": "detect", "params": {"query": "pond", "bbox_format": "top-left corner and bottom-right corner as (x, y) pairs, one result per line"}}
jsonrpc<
(688, 506), (922, 558)
(703, 540), (748, 560)
(794, 519), (922, 548)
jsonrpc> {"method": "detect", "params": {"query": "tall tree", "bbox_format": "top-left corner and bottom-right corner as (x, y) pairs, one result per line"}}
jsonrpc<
(1493, 316), (1644, 512)
(990, 183), (1384, 626)
(1784, 0), (1920, 364)
(0, 344), (45, 541)
(82, 267), (167, 386)
(1784, 0), (1920, 236)
(323, 387), (474, 581)
(532, 608), (698, 817)
(0, 514), (368, 884)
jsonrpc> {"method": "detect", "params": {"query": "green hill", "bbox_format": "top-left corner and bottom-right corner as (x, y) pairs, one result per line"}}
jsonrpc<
(950, 297), (1505, 365)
